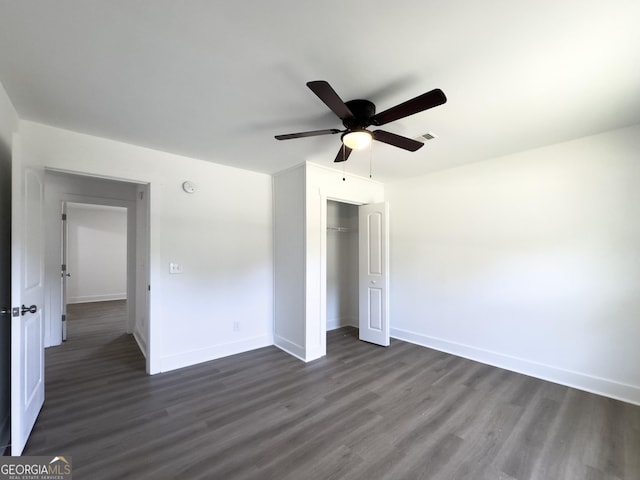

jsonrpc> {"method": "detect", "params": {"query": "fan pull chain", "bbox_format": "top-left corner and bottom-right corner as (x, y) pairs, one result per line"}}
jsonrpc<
(342, 144), (346, 181)
(369, 141), (373, 178)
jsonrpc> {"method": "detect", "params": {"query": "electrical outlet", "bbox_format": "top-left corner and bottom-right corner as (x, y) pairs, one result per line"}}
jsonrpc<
(169, 262), (183, 274)
(233, 321), (240, 332)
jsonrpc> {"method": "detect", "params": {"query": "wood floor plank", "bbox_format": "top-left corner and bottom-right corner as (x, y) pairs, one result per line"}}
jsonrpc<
(23, 300), (640, 480)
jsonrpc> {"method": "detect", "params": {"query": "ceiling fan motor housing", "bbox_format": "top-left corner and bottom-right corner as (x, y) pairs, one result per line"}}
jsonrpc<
(344, 99), (376, 129)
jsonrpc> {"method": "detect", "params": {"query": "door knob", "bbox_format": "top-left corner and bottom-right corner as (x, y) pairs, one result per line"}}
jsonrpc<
(21, 304), (37, 315)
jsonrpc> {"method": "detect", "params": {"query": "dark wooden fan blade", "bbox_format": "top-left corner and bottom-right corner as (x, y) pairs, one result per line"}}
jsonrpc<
(307, 81), (355, 121)
(372, 130), (424, 151)
(334, 145), (353, 163)
(371, 89), (447, 126)
(275, 129), (341, 140)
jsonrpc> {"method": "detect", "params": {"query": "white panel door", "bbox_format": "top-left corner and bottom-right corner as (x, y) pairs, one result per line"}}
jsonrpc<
(61, 202), (68, 341)
(358, 202), (389, 346)
(11, 133), (45, 455)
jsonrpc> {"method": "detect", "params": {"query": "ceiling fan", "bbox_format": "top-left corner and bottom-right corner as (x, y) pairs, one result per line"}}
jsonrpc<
(275, 80), (447, 162)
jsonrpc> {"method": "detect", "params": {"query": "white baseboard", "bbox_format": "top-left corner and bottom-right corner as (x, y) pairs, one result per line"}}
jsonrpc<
(159, 334), (272, 373)
(327, 316), (358, 331)
(133, 329), (147, 359)
(274, 334), (306, 361)
(391, 327), (640, 406)
(68, 293), (126, 304)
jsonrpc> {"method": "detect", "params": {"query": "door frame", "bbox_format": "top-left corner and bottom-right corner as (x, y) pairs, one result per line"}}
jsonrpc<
(319, 192), (390, 356)
(43, 170), (150, 373)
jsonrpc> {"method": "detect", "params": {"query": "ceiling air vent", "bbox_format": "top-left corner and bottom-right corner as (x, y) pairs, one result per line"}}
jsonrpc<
(418, 132), (438, 141)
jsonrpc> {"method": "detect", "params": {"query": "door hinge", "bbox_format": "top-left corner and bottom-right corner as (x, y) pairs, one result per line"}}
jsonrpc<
(62, 213), (67, 221)
(139, 191), (144, 200)
(61, 264), (67, 271)
(148, 284), (151, 292)
(12, 307), (19, 317)
(62, 314), (66, 321)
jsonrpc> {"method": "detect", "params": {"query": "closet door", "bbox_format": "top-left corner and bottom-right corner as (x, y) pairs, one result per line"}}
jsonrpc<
(358, 202), (389, 346)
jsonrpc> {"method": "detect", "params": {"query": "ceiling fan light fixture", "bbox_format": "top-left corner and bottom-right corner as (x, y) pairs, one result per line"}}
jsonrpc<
(342, 130), (372, 150)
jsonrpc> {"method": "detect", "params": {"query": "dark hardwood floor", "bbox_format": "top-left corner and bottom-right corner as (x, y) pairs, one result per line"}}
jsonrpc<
(24, 301), (640, 479)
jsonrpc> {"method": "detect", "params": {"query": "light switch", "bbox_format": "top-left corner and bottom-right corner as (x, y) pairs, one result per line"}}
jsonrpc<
(169, 262), (183, 274)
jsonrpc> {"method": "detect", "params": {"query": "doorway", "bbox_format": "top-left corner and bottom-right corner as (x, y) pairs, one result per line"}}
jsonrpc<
(321, 198), (390, 353)
(43, 170), (150, 370)
(326, 200), (359, 332)
(62, 202), (128, 340)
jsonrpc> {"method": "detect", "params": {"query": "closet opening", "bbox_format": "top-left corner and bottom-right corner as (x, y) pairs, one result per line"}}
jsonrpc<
(326, 200), (359, 335)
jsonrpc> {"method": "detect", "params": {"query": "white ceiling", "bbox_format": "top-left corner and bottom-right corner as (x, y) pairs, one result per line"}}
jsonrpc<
(1, 0), (639, 181)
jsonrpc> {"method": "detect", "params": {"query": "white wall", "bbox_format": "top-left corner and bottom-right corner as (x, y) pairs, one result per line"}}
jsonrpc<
(273, 165), (306, 359)
(66, 203), (127, 304)
(387, 124), (640, 405)
(21, 121), (273, 374)
(0, 81), (18, 454)
(326, 200), (358, 330)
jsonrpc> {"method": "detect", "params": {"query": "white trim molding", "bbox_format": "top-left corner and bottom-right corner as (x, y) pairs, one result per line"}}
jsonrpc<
(160, 335), (273, 373)
(391, 327), (640, 407)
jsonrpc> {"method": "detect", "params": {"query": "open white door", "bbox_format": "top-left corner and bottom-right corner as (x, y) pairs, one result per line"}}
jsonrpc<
(61, 202), (68, 341)
(11, 133), (45, 455)
(358, 202), (389, 346)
